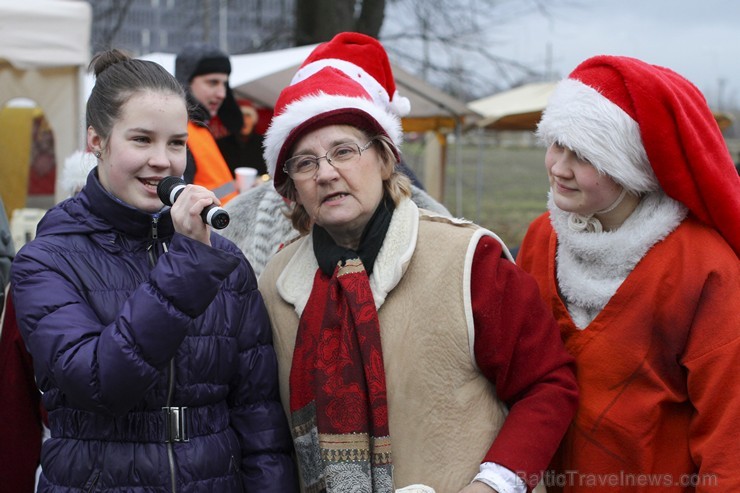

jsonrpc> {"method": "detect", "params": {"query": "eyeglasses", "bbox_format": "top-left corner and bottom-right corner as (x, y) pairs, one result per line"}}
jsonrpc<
(283, 140), (375, 180)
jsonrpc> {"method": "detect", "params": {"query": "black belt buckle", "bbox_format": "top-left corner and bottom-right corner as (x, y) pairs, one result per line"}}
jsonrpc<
(162, 406), (190, 443)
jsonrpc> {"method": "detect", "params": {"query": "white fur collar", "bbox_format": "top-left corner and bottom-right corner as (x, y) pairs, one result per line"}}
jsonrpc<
(549, 191), (687, 329)
(276, 197), (420, 317)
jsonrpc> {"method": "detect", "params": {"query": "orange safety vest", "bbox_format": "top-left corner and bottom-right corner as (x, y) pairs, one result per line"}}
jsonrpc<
(187, 122), (238, 204)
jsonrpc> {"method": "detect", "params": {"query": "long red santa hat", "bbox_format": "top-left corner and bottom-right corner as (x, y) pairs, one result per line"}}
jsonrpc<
(538, 55), (740, 256)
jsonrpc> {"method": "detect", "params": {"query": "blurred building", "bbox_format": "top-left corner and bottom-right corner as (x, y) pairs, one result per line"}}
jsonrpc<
(87, 0), (294, 56)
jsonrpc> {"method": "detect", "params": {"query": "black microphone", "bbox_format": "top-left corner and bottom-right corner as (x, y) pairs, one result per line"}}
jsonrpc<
(157, 176), (230, 230)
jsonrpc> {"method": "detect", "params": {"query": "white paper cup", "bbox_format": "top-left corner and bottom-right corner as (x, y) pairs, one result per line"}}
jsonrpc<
(235, 167), (258, 192)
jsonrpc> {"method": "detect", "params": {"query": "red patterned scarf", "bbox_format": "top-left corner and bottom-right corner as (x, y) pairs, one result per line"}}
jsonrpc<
(289, 257), (393, 492)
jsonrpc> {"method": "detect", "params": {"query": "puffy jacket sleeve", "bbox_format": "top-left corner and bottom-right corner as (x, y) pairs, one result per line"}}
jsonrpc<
(224, 248), (298, 491)
(10, 233), (239, 414)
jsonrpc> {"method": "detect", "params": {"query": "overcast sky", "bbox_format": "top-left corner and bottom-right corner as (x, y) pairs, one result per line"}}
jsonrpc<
(497, 0), (739, 110)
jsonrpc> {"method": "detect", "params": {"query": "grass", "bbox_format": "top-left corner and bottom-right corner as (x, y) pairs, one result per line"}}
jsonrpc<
(403, 135), (550, 248)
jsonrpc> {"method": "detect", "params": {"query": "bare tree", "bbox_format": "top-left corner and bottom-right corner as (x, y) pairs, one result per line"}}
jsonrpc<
(381, 0), (579, 100)
(91, 0), (136, 53)
(89, 0), (577, 101)
(295, 0), (386, 45)
(291, 0), (578, 100)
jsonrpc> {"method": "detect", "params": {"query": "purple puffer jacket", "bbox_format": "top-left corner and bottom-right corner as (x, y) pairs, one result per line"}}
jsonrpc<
(11, 171), (297, 492)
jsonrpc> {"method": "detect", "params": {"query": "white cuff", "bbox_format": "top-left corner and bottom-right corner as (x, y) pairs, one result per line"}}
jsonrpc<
(395, 485), (435, 493)
(473, 462), (526, 493)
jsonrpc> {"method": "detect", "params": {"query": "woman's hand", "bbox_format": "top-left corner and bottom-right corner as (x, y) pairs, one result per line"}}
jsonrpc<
(167, 183), (217, 246)
(457, 482), (498, 493)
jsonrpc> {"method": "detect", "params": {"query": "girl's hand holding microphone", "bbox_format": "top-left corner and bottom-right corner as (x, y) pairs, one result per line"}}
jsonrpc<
(158, 176), (231, 246)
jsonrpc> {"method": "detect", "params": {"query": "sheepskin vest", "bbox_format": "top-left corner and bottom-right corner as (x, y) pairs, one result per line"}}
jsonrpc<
(260, 199), (508, 492)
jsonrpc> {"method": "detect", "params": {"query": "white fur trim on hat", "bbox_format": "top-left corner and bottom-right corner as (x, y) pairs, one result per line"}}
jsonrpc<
(537, 78), (659, 193)
(264, 92), (404, 178)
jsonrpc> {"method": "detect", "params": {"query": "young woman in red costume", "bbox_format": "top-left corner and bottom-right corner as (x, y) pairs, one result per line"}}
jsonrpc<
(518, 55), (740, 492)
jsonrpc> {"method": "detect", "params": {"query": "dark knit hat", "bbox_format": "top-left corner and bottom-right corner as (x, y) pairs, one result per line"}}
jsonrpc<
(175, 43), (231, 86)
(175, 42), (242, 135)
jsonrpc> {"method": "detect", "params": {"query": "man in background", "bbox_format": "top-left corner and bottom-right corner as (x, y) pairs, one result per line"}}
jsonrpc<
(175, 43), (241, 204)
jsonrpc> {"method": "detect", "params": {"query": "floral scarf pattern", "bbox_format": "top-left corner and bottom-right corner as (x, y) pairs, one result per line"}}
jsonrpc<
(289, 199), (394, 492)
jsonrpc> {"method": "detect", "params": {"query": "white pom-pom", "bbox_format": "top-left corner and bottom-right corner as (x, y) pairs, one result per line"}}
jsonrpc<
(390, 91), (411, 116)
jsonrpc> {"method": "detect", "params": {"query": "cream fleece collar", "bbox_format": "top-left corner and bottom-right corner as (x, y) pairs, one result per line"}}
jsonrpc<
(549, 191), (687, 329)
(276, 198), (420, 317)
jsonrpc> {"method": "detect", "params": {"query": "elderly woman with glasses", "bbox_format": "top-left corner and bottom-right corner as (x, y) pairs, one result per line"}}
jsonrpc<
(257, 33), (578, 493)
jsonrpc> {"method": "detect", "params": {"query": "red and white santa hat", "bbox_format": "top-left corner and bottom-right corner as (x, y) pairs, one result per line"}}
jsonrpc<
(264, 32), (410, 191)
(537, 55), (740, 256)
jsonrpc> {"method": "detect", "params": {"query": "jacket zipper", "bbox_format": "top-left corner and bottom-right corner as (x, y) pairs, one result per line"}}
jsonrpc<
(148, 215), (178, 493)
(166, 358), (177, 493)
(147, 215), (159, 268)
(84, 470), (100, 492)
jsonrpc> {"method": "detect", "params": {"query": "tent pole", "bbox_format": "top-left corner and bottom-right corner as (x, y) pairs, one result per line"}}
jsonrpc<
(475, 126), (484, 222)
(455, 121), (463, 218)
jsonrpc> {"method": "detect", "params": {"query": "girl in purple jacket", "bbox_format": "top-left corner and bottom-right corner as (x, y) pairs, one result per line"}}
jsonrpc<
(11, 49), (297, 493)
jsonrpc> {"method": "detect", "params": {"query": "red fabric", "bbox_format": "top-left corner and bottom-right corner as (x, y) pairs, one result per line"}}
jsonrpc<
(470, 236), (579, 490)
(28, 115), (57, 195)
(518, 213), (740, 491)
(290, 260), (391, 487)
(568, 56), (740, 257)
(0, 293), (43, 493)
(298, 32), (398, 104)
(275, 67), (372, 119)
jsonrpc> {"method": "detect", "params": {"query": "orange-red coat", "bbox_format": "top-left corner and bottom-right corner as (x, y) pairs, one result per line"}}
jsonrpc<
(518, 213), (740, 492)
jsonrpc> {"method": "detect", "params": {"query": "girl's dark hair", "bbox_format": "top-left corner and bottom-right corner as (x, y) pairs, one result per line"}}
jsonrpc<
(86, 49), (186, 142)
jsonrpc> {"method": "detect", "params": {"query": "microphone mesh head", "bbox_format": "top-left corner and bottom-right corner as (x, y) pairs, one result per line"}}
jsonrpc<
(157, 176), (185, 205)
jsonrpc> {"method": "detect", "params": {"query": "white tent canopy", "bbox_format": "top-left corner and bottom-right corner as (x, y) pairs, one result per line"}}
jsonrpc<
(467, 81), (556, 131)
(0, 0), (92, 204)
(0, 1), (91, 70)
